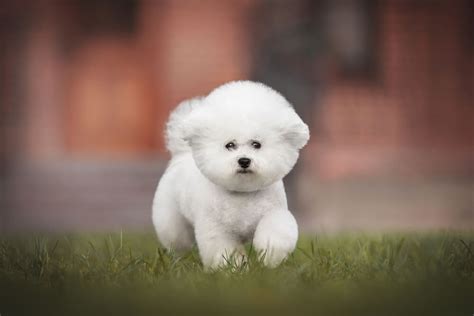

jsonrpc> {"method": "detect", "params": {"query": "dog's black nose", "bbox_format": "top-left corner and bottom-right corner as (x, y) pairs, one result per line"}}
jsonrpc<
(238, 157), (251, 169)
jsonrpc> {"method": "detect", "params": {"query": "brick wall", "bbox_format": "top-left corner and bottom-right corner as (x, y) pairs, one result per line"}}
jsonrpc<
(3, 0), (472, 166)
(312, 0), (473, 179)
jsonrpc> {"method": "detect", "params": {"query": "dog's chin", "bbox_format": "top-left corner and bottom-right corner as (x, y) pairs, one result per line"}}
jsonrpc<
(236, 169), (253, 175)
(204, 168), (278, 192)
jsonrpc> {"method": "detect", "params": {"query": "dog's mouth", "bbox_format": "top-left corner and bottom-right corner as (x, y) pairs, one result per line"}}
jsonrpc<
(236, 169), (253, 174)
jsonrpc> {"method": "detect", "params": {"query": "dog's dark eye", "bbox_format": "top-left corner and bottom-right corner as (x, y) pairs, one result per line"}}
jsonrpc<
(251, 141), (261, 149)
(225, 142), (236, 150)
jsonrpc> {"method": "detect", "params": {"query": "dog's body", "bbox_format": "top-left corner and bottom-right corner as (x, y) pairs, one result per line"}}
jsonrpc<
(152, 81), (309, 268)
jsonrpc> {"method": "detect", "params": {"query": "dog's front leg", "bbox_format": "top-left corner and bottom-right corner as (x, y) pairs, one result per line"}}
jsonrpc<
(253, 210), (298, 267)
(195, 220), (246, 270)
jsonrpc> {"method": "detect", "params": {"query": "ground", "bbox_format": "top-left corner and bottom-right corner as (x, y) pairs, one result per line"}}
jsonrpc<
(0, 232), (472, 315)
(3, 161), (472, 233)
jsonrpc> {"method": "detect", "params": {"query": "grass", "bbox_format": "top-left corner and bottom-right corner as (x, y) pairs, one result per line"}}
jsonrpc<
(0, 231), (473, 315)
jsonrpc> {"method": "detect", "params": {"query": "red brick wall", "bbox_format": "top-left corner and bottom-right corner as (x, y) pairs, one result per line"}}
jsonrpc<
(319, 0), (473, 149)
(138, 0), (252, 156)
(14, 0), (251, 158)
(65, 38), (158, 156)
(313, 0), (473, 178)
(6, 0), (473, 166)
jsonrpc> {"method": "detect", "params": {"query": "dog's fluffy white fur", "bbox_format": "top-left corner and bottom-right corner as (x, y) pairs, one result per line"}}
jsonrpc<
(152, 81), (309, 269)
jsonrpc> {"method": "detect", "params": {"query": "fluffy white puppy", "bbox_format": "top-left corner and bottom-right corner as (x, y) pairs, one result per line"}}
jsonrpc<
(152, 81), (309, 269)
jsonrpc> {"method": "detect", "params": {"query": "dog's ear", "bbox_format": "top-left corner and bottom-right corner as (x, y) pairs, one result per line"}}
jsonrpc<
(182, 112), (208, 148)
(182, 121), (198, 147)
(280, 115), (310, 150)
(183, 127), (205, 147)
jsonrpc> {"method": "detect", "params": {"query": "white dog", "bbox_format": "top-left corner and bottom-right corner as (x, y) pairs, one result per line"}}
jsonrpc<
(152, 81), (309, 269)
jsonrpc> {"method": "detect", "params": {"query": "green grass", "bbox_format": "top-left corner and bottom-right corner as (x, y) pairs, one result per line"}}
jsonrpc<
(0, 232), (473, 315)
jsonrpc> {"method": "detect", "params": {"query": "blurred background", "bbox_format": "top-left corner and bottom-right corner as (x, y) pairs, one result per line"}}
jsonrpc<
(0, 0), (472, 233)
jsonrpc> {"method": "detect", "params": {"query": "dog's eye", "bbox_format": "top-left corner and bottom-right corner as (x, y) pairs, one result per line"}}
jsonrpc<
(225, 142), (236, 150)
(251, 141), (261, 149)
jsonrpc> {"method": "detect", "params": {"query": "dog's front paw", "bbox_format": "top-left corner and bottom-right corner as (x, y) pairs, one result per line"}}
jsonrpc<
(253, 233), (295, 268)
(253, 211), (298, 268)
(203, 249), (247, 272)
(200, 244), (247, 271)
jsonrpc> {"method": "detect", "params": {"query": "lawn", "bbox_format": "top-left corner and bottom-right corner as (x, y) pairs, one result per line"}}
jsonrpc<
(0, 232), (472, 315)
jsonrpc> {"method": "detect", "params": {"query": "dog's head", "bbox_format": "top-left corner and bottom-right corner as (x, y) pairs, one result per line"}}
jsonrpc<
(184, 81), (309, 192)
